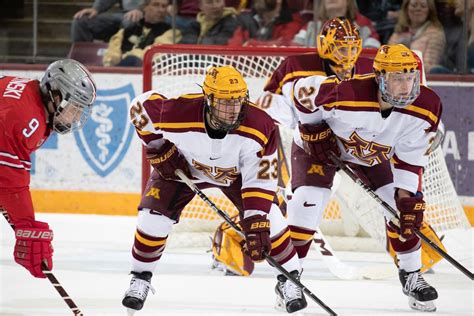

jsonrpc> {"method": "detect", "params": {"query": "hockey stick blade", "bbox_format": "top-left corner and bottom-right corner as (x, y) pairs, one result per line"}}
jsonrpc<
(175, 169), (337, 316)
(329, 154), (474, 281)
(276, 187), (394, 280)
(313, 228), (396, 280)
(1, 209), (84, 315)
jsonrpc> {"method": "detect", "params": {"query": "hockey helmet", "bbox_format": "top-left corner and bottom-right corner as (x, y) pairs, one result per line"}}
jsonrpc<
(373, 44), (420, 108)
(40, 59), (96, 134)
(202, 65), (248, 131)
(317, 17), (362, 79)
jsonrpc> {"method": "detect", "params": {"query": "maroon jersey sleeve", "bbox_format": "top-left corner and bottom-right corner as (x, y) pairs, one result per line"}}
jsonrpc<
(264, 53), (327, 94)
(0, 77), (51, 222)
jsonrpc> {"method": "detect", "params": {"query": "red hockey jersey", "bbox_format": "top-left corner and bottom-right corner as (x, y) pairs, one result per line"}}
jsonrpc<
(0, 76), (52, 223)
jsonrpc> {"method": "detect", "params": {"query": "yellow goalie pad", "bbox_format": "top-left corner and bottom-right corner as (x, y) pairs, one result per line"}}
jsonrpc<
(388, 222), (447, 272)
(212, 216), (255, 276)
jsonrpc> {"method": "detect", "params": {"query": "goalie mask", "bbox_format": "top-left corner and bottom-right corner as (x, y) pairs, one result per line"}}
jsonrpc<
(40, 59), (97, 134)
(317, 17), (362, 80)
(373, 44), (420, 108)
(203, 65), (249, 132)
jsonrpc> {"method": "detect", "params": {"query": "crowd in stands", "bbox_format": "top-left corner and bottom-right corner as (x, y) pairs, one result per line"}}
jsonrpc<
(69, 0), (473, 73)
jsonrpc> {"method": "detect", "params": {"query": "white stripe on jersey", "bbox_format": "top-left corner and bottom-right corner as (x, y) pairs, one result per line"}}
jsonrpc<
(0, 160), (27, 170)
(0, 151), (31, 169)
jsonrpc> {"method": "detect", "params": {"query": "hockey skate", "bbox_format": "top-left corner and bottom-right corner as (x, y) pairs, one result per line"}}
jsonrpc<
(399, 269), (438, 312)
(122, 271), (155, 315)
(275, 270), (307, 313)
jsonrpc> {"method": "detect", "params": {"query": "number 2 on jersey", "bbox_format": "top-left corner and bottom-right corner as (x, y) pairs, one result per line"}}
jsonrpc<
(130, 101), (149, 131)
(258, 158), (278, 180)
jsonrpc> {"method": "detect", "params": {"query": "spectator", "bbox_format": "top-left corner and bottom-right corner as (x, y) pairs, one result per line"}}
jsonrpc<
(228, 0), (304, 47)
(166, 0), (245, 30)
(103, 0), (174, 67)
(357, 0), (403, 44)
(293, 0), (381, 48)
(456, 0), (474, 72)
(388, 0), (445, 73)
(71, 0), (143, 43)
(179, 0), (239, 45)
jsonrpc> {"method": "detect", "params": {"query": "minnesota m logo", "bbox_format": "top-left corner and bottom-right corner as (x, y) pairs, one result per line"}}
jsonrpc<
(307, 164), (325, 176)
(145, 187), (160, 200)
(340, 132), (392, 165)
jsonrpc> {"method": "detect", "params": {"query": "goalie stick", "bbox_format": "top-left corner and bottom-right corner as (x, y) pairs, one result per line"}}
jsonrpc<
(1, 209), (84, 315)
(175, 169), (337, 316)
(330, 155), (474, 281)
(276, 187), (394, 280)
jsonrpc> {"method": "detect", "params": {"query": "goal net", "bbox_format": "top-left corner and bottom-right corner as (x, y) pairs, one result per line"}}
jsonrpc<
(142, 44), (469, 250)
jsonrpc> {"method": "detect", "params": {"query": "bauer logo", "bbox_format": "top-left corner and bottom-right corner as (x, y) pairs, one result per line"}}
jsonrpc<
(74, 83), (135, 177)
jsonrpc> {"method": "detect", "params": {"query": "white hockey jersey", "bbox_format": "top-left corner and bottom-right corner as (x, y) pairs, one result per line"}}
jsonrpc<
(129, 91), (279, 215)
(286, 74), (442, 194)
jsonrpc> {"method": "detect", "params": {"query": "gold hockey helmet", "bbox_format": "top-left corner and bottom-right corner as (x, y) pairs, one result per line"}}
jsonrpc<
(202, 66), (249, 131)
(317, 17), (362, 79)
(373, 44), (420, 108)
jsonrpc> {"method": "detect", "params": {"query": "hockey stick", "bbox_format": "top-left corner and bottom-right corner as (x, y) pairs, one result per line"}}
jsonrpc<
(1, 209), (84, 315)
(312, 228), (396, 280)
(175, 170), (337, 316)
(329, 155), (474, 281)
(276, 187), (394, 280)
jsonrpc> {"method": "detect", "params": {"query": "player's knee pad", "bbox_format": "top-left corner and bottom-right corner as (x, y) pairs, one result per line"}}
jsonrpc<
(137, 208), (175, 237)
(375, 183), (397, 221)
(287, 186), (331, 230)
(267, 203), (290, 237)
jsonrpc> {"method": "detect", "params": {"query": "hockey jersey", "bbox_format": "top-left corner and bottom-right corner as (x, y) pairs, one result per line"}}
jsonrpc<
(0, 76), (52, 222)
(258, 53), (374, 129)
(288, 74), (442, 194)
(130, 92), (278, 215)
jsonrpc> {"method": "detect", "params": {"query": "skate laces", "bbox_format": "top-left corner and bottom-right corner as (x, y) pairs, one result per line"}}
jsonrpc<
(404, 271), (430, 293)
(126, 277), (156, 300)
(282, 279), (303, 300)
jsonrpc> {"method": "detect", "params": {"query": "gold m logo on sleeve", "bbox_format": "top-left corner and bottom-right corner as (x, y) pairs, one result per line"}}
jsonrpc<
(145, 187), (161, 200)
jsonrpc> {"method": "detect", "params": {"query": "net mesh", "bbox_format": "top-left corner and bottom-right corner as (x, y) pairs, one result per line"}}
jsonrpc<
(144, 46), (469, 249)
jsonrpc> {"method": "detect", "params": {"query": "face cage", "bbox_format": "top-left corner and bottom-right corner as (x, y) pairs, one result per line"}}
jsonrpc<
(52, 98), (91, 134)
(331, 40), (361, 79)
(206, 94), (248, 132)
(377, 71), (420, 108)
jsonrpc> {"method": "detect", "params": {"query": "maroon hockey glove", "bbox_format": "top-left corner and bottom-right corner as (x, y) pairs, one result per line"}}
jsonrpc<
(14, 220), (53, 278)
(146, 141), (191, 180)
(240, 215), (271, 262)
(395, 192), (425, 240)
(299, 122), (340, 165)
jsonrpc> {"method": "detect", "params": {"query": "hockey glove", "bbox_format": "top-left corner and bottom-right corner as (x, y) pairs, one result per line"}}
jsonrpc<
(299, 122), (340, 165)
(395, 191), (425, 240)
(146, 141), (191, 180)
(240, 215), (271, 262)
(14, 220), (53, 278)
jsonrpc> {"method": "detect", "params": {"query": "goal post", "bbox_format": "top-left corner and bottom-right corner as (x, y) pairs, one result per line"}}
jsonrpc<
(142, 44), (469, 250)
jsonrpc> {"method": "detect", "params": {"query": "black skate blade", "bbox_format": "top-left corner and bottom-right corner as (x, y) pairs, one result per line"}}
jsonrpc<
(408, 297), (437, 312)
(286, 299), (308, 313)
(122, 297), (144, 311)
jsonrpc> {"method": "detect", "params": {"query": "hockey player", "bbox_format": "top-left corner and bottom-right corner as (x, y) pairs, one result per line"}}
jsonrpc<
(287, 44), (440, 312)
(258, 17), (373, 130)
(210, 18), (372, 311)
(0, 59), (97, 278)
(123, 65), (305, 314)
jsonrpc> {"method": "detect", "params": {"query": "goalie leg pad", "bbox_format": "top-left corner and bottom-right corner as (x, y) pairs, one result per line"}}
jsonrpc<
(211, 215), (254, 276)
